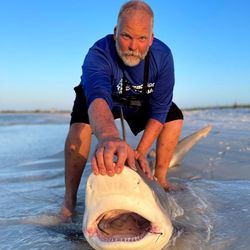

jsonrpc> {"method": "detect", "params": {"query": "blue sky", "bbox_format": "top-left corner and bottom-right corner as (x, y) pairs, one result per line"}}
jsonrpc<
(1, 0), (249, 110)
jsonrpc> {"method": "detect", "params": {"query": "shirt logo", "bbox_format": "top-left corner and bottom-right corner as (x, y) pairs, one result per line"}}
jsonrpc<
(117, 77), (155, 95)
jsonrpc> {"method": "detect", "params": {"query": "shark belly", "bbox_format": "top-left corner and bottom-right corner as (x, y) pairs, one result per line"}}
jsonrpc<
(83, 167), (173, 250)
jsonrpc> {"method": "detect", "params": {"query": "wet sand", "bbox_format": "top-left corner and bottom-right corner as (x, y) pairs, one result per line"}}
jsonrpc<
(0, 108), (250, 249)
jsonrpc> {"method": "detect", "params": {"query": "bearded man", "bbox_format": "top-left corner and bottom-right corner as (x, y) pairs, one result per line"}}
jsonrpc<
(61, 0), (184, 220)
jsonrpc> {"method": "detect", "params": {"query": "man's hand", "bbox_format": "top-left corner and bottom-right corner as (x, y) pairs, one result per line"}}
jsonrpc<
(134, 150), (153, 179)
(91, 138), (153, 179)
(91, 137), (136, 176)
(88, 99), (152, 179)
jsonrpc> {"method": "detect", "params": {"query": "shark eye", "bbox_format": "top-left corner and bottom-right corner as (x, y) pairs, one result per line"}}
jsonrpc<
(137, 180), (140, 185)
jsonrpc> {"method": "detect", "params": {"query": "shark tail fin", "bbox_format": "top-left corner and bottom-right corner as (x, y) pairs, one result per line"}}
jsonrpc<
(169, 125), (212, 168)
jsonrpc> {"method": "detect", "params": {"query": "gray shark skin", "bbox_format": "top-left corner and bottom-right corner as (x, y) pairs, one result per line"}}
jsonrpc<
(169, 125), (212, 168)
(147, 125), (213, 170)
(83, 125), (212, 250)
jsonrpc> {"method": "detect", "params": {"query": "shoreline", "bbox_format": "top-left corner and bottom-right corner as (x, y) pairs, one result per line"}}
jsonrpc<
(1, 104), (250, 114)
(0, 110), (70, 114)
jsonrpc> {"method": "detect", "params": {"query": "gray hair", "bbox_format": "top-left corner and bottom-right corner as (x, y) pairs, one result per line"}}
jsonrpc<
(117, 0), (154, 28)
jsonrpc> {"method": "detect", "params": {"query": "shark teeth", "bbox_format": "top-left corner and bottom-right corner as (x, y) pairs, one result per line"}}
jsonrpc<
(95, 209), (151, 243)
(97, 231), (148, 242)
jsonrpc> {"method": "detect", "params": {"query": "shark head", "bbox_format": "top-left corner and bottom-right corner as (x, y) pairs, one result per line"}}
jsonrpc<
(83, 125), (213, 249)
(83, 166), (173, 250)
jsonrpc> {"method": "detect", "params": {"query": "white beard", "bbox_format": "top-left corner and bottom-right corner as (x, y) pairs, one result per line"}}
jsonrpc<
(115, 41), (149, 67)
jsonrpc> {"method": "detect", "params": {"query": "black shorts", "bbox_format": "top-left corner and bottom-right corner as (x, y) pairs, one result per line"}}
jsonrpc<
(70, 85), (183, 135)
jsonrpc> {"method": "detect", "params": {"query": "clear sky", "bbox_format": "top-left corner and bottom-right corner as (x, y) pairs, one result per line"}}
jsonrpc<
(1, 0), (249, 110)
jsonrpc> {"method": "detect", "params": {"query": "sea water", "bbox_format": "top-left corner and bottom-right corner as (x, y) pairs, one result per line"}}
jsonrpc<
(0, 109), (249, 250)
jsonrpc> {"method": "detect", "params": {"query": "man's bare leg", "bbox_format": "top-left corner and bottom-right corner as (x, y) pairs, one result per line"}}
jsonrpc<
(60, 123), (92, 219)
(154, 119), (183, 191)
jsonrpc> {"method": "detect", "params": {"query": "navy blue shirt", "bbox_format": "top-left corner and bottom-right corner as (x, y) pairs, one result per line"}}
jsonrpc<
(81, 35), (175, 124)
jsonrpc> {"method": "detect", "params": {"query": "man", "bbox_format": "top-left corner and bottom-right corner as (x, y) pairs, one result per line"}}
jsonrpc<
(61, 0), (183, 219)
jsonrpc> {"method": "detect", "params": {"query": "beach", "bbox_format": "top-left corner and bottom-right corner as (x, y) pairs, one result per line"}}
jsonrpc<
(0, 108), (250, 249)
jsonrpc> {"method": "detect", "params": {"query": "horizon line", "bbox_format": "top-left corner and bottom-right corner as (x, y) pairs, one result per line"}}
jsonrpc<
(1, 103), (250, 114)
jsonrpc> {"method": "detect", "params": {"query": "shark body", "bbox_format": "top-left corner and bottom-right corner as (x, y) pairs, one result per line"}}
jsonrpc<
(83, 125), (212, 249)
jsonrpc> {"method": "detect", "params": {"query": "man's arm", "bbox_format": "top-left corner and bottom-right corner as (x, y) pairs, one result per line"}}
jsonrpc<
(136, 118), (163, 158)
(88, 98), (136, 176)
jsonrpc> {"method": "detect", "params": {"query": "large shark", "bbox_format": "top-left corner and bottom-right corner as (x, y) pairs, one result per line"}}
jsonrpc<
(83, 125), (212, 250)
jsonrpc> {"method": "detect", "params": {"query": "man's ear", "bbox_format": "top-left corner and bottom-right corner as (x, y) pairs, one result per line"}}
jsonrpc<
(113, 26), (117, 40)
(149, 32), (154, 46)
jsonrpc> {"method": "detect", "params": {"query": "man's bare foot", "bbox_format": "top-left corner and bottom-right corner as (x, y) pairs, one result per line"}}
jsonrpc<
(59, 206), (73, 223)
(163, 182), (185, 192)
(59, 199), (76, 222)
(156, 178), (185, 192)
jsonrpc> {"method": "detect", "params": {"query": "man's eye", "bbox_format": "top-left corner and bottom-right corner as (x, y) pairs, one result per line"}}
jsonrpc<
(122, 34), (130, 39)
(139, 37), (146, 41)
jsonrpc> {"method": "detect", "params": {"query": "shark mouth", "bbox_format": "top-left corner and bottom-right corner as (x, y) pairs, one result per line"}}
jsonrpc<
(95, 209), (155, 242)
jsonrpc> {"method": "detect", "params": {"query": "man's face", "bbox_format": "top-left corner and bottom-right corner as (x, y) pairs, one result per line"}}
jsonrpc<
(114, 10), (154, 67)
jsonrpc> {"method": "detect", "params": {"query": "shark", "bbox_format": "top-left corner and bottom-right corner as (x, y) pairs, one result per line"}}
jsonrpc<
(82, 125), (212, 250)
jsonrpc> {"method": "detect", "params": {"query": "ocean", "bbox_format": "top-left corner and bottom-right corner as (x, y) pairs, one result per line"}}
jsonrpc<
(0, 109), (249, 249)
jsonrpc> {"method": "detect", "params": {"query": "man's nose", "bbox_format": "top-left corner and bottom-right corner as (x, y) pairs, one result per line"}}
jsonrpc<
(128, 39), (137, 51)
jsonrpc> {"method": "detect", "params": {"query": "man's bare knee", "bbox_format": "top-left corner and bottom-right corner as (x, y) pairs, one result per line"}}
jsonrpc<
(164, 119), (183, 130)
